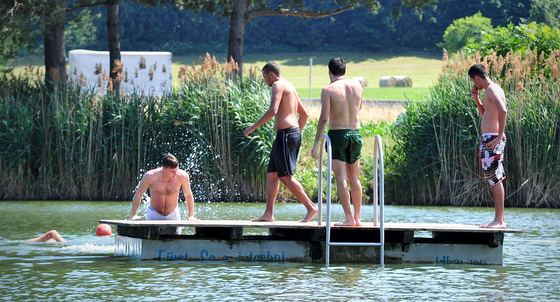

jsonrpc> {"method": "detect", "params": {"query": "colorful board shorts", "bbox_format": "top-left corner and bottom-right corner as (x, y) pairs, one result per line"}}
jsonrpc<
(267, 127), (301, 177)
(328, 129), (363, 164)
(147, 205), (182, 235)
(479, 133), (506, 187)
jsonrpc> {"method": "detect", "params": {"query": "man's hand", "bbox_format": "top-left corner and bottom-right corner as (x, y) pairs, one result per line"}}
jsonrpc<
(244, 126), (255, 138)
(486, 136), (502, 150)
(128, 214), (141, 221)
(471, 85), (480, 99)
(186, 216), (199, 221)
(311, 143), (320, 159)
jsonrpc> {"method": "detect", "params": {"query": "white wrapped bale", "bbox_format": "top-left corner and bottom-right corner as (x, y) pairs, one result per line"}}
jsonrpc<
(394, 76), (413, 87)
(353, 77), (369, 88)
(379, 76), (397, 87)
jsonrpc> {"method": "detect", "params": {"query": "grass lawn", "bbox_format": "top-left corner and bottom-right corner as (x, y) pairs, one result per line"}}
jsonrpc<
(5, 52), (441, 100)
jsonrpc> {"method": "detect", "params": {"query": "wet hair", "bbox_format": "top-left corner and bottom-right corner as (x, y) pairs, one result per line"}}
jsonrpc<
(468, 63), (489, 79)
(262, 62), (281, 76)
(328, 57), (346, 76)
(162, 154), (179, 168)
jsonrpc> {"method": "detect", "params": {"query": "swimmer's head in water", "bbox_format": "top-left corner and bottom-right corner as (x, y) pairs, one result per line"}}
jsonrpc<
(328, 57), (346, 77)
(96, 224), (112, 237)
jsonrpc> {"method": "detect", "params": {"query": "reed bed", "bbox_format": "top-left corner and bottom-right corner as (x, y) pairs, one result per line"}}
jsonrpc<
(0, 53), (273, 201)
(389, 48), (560, 207)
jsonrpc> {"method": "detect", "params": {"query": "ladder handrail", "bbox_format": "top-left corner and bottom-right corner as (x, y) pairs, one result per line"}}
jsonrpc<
(317, 133), (385, 265)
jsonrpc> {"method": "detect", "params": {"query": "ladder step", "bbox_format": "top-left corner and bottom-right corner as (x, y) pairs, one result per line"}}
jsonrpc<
(328, 242), (383, 247)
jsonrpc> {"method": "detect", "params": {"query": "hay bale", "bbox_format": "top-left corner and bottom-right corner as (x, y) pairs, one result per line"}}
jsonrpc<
(394, 76), (413, 87)
(353, 77), (369, 88)
(379, 76), (397, 87)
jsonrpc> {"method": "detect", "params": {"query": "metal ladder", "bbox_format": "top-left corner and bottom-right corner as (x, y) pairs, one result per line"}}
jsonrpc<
(317, 134), (385, 265)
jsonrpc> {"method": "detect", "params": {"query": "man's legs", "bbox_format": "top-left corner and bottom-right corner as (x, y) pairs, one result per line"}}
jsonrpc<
(346, 159), (362, 226)
(252, 172), (280, 222)
(481, 182), (506, 229)
(332, 159), (356, 226)
(279, 174), (318, 222)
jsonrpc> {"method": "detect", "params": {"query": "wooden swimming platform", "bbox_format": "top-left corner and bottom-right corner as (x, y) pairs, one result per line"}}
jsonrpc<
(101, 219), (523, 265)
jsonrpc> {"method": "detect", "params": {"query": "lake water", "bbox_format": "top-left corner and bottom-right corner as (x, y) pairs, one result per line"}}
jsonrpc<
(0, 201), (558, 301)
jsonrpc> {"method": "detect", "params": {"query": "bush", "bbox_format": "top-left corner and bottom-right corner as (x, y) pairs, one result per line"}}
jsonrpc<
(437, 12), (493, 54)
(465, 22), (560, 59)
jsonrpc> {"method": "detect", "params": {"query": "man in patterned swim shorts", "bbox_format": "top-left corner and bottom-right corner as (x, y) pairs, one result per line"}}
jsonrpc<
(469, 63), (508, 229)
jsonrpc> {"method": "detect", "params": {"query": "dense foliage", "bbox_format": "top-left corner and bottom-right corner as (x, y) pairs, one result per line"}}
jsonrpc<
(11, 0), (532, 58)
(0, 56), (274, 201)
(465, 22), (560, 59)
(389, 39), (560, 207)
(437, 12), (493, 53)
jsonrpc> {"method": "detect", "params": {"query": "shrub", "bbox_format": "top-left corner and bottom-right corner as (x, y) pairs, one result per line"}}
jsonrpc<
(437, 12), (493, 54)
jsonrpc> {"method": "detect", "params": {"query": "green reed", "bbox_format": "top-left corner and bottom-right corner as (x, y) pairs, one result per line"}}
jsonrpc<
(389, 49), (560, 207)
(0, 62), (273, 201)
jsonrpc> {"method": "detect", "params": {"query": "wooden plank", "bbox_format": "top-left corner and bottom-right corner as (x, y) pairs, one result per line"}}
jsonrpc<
(100, 219), (523, 234)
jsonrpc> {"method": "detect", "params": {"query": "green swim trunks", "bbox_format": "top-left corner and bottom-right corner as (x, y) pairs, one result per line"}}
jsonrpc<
(328, 129), (363, 164)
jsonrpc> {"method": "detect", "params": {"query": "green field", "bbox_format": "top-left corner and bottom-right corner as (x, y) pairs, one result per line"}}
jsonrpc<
(6, 52), (442, 100)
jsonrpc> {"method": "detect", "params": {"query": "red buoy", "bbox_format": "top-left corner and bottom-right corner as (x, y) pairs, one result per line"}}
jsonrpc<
(96, 224), (112, 237)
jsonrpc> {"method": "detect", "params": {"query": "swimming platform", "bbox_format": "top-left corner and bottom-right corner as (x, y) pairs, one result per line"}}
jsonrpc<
(100, 219), (523, 265)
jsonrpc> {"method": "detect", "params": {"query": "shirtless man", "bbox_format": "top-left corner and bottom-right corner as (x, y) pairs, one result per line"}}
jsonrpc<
(129, 154), (196, 227)
(244, 62), (318, 222)
(311, 57), (363, 226)
(469, 63), (508, 229)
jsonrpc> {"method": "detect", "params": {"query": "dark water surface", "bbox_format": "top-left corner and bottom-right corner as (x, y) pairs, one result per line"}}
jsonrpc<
(0, 201), (558, 301)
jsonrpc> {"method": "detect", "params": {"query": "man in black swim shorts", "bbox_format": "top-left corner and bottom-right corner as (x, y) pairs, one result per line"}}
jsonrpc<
(244, 62), (318, 223)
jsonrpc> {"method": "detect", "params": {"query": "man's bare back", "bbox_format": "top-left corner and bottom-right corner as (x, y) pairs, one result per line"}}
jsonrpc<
(321, 78), (363, 130)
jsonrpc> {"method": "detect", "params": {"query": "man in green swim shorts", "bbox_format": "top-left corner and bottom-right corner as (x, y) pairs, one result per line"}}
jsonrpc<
(311, 57), (364, 226)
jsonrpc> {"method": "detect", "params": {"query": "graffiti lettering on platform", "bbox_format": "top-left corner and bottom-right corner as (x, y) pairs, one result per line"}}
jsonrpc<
(158, 249), (285, 263)
(436, 256), (487, 265)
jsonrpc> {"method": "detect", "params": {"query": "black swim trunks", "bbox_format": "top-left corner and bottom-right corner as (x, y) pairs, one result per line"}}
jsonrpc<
(267, 127), (301, 177)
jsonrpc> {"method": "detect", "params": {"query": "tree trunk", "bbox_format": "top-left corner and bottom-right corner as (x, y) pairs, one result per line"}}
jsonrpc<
(227, 0), (248, 73)
(107, 0), (121, 91)
(44, 0), (66, 83)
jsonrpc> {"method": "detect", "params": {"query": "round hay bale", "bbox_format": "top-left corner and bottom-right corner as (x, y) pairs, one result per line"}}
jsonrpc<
(394, 76), (413, 87)
(379, 76), (397, 87)
(353, 77), (369, 88)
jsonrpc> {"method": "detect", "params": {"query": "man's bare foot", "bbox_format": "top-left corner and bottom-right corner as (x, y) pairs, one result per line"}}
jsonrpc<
(354, 218), (362, 226)
(251, 214), (274, 222)
(334, 219), (356, 226)
(299, 209), (318, 222)
(480, 220), (506, 229)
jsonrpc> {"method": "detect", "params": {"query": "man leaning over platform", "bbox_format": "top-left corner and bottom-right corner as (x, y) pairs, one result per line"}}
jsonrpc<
(129, 154), (197, 227)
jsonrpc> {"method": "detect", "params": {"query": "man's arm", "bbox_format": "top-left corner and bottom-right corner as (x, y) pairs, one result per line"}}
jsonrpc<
(129, 175), (151, 220)
(244, 83), (282, 137)
(182, 172), (197, 221)
(295, 91), (308, 131)
(471, 85), (485, 116)
(311, 89), (331, 159)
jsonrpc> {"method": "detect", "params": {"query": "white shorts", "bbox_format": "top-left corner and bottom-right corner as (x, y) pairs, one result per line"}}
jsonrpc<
(147, 205), (182, 234)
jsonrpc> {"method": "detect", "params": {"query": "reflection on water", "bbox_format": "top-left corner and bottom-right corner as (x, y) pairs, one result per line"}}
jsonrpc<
(0, 201), (558, 301)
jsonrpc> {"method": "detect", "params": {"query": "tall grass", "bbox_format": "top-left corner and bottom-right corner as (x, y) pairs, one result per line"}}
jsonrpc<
(389, 49), (560, 207)
(0, 54), (274, 201)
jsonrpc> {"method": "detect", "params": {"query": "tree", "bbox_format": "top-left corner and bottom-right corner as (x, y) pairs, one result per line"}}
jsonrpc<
(529, 0), (560, 28)
(177, 0), (443, 71)
(437, 12), (493, 54)
(0, 1), (44, 66)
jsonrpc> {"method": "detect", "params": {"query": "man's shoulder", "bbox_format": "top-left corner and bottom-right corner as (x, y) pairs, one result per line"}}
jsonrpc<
(486, 84), (505, 100)
(176, 169), (190, 179)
